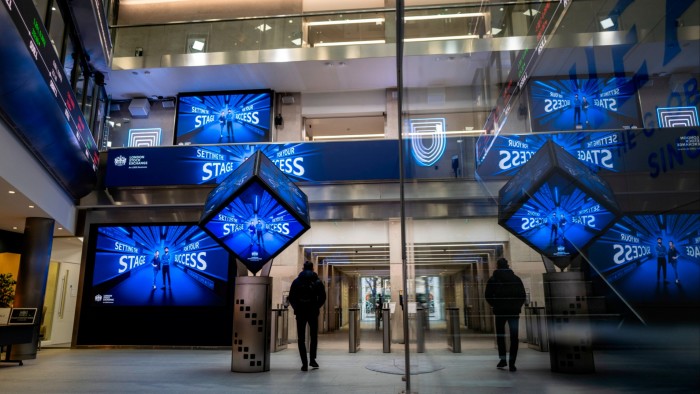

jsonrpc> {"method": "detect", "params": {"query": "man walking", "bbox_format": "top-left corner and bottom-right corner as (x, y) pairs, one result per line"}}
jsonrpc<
(485, 257), (526, 372)
(288, 261), (326, 371)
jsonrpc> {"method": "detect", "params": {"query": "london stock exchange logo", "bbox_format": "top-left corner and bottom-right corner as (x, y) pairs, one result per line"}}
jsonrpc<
(114, 155), (127, 166)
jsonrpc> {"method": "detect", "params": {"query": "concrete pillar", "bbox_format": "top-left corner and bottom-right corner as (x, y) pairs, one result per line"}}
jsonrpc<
(385, 89), (399, 139)
(389, 218), (413, 343)
(11, 217), (55, 360)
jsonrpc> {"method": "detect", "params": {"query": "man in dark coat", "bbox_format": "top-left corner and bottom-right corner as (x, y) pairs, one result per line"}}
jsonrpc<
(288, 261), (326, 371)
(485, 257), (526, 372)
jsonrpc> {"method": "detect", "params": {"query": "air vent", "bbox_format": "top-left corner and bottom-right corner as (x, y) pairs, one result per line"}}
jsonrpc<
(162, 100), (175, 108)
(281, 96), (295, 105)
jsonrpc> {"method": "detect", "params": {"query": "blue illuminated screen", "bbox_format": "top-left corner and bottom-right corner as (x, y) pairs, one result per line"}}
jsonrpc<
(91, 225), (230, 306)
(175, 90), (272, 145)
(202, 181), (306, 272)
(585, 214), (700, 312)
(257, 150), (310, 223)
(528, 76), (641, 132)
(503, 173), (617, 257)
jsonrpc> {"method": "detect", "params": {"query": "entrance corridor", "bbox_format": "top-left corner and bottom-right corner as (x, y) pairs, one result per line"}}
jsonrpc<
(1, 324), (698, 393)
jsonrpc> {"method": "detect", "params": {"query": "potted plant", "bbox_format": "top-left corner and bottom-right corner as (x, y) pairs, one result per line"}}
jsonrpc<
(0, 273), (17, 325)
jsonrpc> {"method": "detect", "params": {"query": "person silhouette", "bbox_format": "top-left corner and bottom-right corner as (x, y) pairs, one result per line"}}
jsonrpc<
(288, 261), (326, 371)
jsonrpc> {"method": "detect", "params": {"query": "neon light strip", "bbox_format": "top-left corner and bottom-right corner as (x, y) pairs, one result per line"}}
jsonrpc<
(404, 13), (486, 21)
(307, 18), (385, 26)
(314, 40), (386, 47)
(404, 35), (479, 42)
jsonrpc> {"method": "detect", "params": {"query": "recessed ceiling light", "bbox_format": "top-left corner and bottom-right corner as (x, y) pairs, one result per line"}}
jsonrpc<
(191, 40), (205, 51)
(58, 227), (63, 230)
(12, 226), (17, 230)
(600, 17), (614, 29)
(8, 190), (15, 194)
(28, 205), (35, 208)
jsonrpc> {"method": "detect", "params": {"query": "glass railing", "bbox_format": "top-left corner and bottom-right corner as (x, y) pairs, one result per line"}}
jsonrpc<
(110, 1), (590, 60)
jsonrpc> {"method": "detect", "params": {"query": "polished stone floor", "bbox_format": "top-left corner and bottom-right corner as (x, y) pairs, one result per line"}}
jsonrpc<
(1, 323), (698, 393)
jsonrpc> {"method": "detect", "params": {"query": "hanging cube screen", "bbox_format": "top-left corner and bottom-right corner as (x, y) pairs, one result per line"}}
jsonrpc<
(199, 151), (310, 274)
(501, 172), (619, 257)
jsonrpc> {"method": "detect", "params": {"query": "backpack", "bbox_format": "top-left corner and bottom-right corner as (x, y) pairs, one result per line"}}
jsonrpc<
(297, 279), (317, 306)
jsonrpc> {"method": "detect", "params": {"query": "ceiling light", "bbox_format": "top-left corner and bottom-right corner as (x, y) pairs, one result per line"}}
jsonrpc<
(312, 133), (385, 141)
(8, 190), (15, 194)
(12, 226), (17, 230)
(52, 7), (56, 11)
(404, 35), (478, 42)
(29, 205), (35, 208)
(600, 17), (614, 29)
(523, 9), (539, 16)
(404, 13), (485, 21)
(256, 24), (272, 32)
(314, 40), (385, 47)
(58, 227), (63, 230)
(307, 18), (384, 27)
(191, 40), (205, 51)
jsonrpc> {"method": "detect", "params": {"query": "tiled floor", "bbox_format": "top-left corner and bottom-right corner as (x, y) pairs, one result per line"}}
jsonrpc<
(1, 323), (698, 393)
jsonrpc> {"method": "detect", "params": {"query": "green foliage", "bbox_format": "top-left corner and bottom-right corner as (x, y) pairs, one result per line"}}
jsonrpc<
(0, 273), (17, 308)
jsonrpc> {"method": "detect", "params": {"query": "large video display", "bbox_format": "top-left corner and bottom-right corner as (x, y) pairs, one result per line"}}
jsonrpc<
(502, 172), (619, 258)
(586, 213), (700, 321)
(202, 183), (307, 271)
(174, 90), (273, 145)
(89, 224), (231, 307)
(528, 76), (642, 132)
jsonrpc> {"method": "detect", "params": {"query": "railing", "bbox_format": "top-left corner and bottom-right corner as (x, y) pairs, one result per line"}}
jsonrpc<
(110, 2), (572, 60)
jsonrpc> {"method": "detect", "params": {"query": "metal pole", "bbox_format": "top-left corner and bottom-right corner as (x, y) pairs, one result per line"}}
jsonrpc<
(395, 0), (411, 391)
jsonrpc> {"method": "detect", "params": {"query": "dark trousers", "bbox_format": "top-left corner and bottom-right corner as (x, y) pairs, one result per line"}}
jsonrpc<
(657, 257), (667, 280)
(495, 315), (520, 364)
(296, 314), (318, 365)
(161, 265), (171, 287)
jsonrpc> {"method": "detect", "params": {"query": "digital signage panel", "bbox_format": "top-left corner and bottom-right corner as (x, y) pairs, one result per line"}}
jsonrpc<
(88, 224), (231, 307)
(528, 76), (642, 132)
(585, 213), (700, 322)
(174, 90), (273, 145)
(199, 151), (310, 274)
(502, 172), (619, 257)
(499, 141), (622, 259)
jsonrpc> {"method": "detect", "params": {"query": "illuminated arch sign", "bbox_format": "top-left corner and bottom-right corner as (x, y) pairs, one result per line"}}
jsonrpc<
(409, 118), (447, 166)
(499, 140), (622, 259)
(199, 151), (310, 274)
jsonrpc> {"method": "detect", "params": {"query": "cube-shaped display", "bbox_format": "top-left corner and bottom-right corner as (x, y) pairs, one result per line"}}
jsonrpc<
(499, 140), (621, 259)
(199, 151), (310, 274)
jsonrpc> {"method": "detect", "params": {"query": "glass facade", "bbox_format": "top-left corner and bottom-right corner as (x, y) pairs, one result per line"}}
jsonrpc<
(0, 0), (698, 391)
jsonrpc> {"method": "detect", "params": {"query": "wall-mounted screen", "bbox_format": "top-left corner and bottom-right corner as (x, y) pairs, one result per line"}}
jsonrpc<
(89, 224), (231, 307)
(528, 76), (642, 132)
(586, 213), (700, 322)
(174, 90), (273, 145)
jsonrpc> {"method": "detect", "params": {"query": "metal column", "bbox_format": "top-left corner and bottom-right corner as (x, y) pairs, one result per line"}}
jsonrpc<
(415, 308), (425, 353)
(446, 307), (461, 353)
(232, 276), (272, 372)
(382, 308), (391, 353)
(349, 307), (360, 353)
